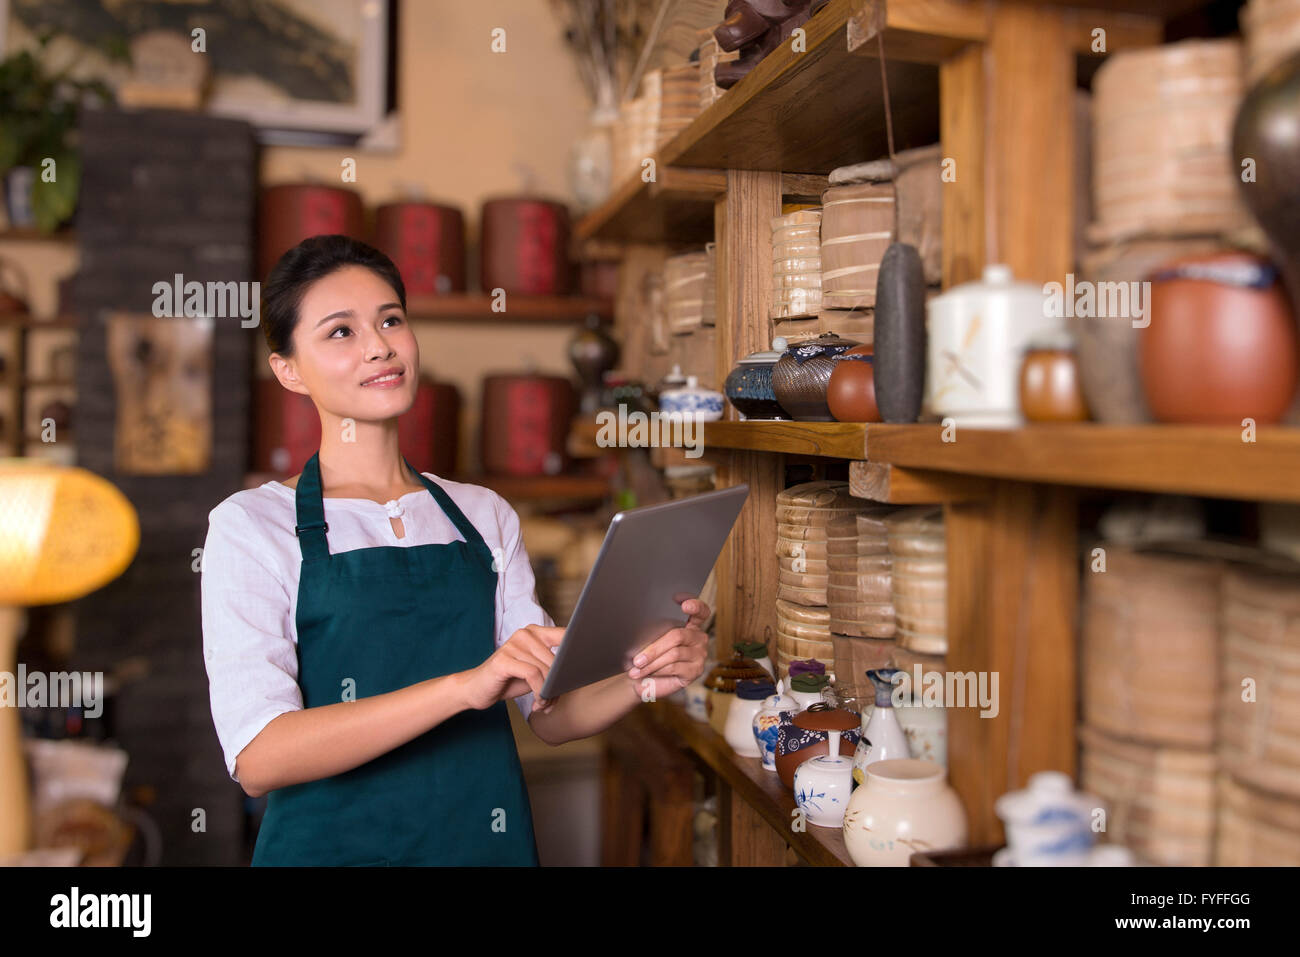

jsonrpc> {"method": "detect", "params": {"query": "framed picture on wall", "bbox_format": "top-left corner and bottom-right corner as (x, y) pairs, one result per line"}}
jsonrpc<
(0, 0), (398, 146)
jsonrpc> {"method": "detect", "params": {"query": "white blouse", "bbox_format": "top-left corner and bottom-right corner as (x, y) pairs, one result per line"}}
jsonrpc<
(200, 474), (555, 784)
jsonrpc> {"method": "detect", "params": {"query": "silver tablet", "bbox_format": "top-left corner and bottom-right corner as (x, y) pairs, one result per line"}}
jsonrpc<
(538, 483), (749, 699)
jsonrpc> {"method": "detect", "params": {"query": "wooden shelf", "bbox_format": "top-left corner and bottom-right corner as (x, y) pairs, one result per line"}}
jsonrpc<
(448, 473), (611, 502)
(575, 167), (725, 244)
(658, 0), (942, 174)
(405, 294), (611, 323)
(702, 420), (1300, 504)
(0, 228), (75, 243)
(650, 699), (853, 867)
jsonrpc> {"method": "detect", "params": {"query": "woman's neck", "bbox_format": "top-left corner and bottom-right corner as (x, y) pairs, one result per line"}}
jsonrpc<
(315, 415), (423, 502)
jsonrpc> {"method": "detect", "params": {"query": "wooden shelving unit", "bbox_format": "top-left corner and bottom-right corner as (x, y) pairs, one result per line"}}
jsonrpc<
(575, 167), (725, 244)
(586, 0), (1262, 866)
(405, 293), (611, 323)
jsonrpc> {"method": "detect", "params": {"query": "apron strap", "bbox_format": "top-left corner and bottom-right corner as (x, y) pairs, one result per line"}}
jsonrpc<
(405, 457), (494, 566)
(294, 452), (331, 563)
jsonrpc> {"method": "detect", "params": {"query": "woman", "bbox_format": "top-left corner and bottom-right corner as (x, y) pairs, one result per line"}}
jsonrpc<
(201, 235), (710, 866)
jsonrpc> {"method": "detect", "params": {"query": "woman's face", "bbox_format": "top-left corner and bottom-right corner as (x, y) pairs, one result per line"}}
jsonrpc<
(270, 264), (419, 422)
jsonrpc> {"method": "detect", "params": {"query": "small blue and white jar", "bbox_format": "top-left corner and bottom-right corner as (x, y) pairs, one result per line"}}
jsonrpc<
(659, 376), (725, 421)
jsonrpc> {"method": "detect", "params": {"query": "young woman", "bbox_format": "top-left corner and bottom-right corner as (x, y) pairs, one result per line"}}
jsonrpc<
(201, 235), (710, 866)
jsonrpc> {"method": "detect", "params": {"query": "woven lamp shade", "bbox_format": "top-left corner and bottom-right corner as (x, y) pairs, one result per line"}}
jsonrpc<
(0, 461), (139, 606)
(0, 460), (139, 858)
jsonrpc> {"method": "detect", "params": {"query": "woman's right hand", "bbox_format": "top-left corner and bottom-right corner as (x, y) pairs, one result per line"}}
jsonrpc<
(458, 624), (565, 713)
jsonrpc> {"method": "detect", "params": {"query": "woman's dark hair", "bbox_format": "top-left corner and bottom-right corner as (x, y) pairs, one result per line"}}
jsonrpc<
(260, 234), (406, 357)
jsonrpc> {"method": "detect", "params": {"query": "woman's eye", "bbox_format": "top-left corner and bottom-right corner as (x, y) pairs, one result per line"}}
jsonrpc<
(383, 315), (403, 327)
(328, 326), (351, 338)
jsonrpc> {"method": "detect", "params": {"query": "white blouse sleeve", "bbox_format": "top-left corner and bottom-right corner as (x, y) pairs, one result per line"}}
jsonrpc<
(201, 498), (303, 784)
(490, 492), (557, 720)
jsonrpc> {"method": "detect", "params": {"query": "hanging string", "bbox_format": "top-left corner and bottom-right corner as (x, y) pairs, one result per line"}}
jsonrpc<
(876, 29), (901, 238)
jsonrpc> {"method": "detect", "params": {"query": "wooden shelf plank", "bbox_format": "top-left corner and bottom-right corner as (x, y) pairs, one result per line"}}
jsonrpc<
(405, 293), (610, 323)
(574, 167), (725, 243)
(659, 0), (942, 174)
(704, 420), (867, 458)
(650, 699), (853, 867)
(848, 460), (991, 503)
(866, 423), (1300, 504)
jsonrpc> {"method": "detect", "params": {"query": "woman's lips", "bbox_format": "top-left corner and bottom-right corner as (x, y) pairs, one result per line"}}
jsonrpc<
(361, 370), (405, 388)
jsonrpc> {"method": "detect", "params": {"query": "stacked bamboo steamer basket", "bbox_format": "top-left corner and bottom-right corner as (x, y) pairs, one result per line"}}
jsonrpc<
(1079, 724), (1218, 867)
(1219, 567), (1300, 802)
(654, 63), (702, 149)
(1217, 772), (1300, 865)
(775, 481), (878, 679)
(1081, 547), (1221, 747)
(697, 27), (738, 110)
(1240, 0), (1300, 85)
(1077, 544), (1224, 866)
(1089, 39), (1251, 243)
(664, 246), (716, 334)
(819, 182), (895, 310)
(826, 508), (899, 685)
(887, 507), (947, 655)
(771, 209), (823, 320)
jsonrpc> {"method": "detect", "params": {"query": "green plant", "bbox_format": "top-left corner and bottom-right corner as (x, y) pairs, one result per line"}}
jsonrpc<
(0, 31), (120, 233)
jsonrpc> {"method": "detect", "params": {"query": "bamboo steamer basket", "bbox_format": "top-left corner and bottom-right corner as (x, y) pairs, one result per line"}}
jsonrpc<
(820, 182), (895, 309)
(1219, 567), (1300, 798)
(775, 614), (832, 642)
(1216, 772), (1300, 865)
(1079, 723), (1217, 866)
(778, 630), (837, 661)
(775, 480), (863, 517)
(1090, 39), (1250, 244)
(833, 634), (897, 682)
(777, 537), (829, 561)
(888, 507), (947, 654)
(777, 523), (831, 542)
(1241, 0), (1300, 85)
(664, 249), (715, 334)
(778, 555), (829, 576)
(777, 580), (827, 605)
(697, 27), (738, 110)
(771, 209), (823, 320)
(776, 599), (830, 626)
(828, 570), (891, 596)
(1081, 545), (1222, 748)
(830, 616), (896, 639)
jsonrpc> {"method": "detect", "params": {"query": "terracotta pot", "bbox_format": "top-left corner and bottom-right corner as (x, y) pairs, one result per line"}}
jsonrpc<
(827, 345), (879, 422)
(1019, 333), (1089, 423)
(259, 184), (365, 281)
(1139, 252), (1298, 425)
(774, 702), (861, 790)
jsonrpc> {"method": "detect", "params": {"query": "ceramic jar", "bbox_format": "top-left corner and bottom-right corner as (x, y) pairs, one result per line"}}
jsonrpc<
(771, 332), (862, 421)
(775, 702), (862, 790)
(733, 640), (775, 681)
(827, 345), (880, 422)
(753, 679), (799, 771)
(794, 729), (856, 827)
(704, 653), (770, 737)
(684, 674), (710, 722)
(1019, 331), (1089, 422)
(926, 264), (1064, 427)
(853, 668), (912, 785)
(994, 770), (1098, 866)
(724, 337), (791, 419)
(1139, 253), (1298, 425)
(725, 678), (776, 757)
(659, 375), (725, 421)
(842, 758), (968, 866)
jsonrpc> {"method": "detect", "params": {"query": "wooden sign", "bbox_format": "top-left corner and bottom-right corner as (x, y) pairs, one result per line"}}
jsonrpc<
(106, 312), (212, 474)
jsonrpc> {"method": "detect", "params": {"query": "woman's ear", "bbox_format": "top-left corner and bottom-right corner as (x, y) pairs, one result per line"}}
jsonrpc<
(268, 353), (309, 396)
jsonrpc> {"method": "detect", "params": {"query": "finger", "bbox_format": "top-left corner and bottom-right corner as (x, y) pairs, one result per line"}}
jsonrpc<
(508, 633), (558, 677)
(499, 648), (548, 699)
(681, 598), (710, 628)
(521, 624), (566, 651)
(630, 643), (697, 680)
(631, 626), (700, 671)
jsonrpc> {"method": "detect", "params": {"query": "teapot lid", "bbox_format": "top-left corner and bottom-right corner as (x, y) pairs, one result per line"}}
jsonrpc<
(793, 701), (859, 732)
(738, 337), (789, 365)
(736, 678), (776, 700)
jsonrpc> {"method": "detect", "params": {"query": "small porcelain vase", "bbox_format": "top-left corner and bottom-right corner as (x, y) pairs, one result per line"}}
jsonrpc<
(843, 758), (967, 866)
(659, 375), (725, 421)
(684, 675), (710, 722)
(794, 730), (855, 828)
(724, 678), (775, 758)
(752, 679), (798, 771)
(853, 668), (911, 785)
(994, 771), (1098, 867)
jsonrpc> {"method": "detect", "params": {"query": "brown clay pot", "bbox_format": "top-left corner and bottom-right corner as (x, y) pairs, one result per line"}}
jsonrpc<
(827, 345), (880, 422)
(1139, 252), (1299, 425)
(775, 703), (860, 790)
(1019, 336), (1089, 423)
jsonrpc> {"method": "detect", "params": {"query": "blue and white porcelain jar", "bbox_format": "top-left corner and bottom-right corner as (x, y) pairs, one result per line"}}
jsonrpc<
(659, 376), (725, 421)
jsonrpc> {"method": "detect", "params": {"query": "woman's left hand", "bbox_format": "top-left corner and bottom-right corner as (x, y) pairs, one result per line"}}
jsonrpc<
(627, 597), (710, 700)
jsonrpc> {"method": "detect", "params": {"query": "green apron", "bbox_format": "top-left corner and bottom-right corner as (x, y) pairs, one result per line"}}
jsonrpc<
(251, 451), (540, 866)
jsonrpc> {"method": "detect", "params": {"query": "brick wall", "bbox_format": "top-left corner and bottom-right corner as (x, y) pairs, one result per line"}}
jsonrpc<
(72, 107), (256, 865)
